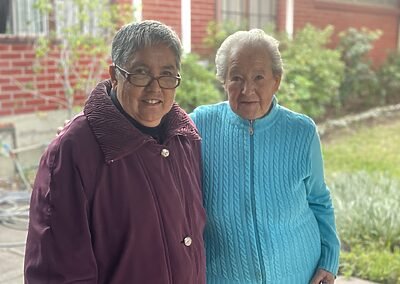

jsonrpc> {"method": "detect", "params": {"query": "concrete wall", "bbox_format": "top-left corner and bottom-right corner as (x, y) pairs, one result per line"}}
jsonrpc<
(0, 109), (73, 181)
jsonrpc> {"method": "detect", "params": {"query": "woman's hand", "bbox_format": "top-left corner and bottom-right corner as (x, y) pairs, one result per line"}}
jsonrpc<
(310, 268), (335, 284)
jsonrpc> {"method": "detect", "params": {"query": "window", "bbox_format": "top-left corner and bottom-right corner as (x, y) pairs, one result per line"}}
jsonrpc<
(220, 0), (277, 29)
(0, 0), (48, 35)
(54, 0), (102, 37)
(0, 0), (105, 36)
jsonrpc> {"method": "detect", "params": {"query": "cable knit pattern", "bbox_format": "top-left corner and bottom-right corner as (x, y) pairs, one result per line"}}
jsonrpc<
(190, 97), (340, 284)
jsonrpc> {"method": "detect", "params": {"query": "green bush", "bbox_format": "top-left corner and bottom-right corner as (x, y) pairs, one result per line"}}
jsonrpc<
(337, 28), (382, 112)
(277, 24), (344, 121)
(202, 20), (244, 64)
(329, 172), (400, 251)
(377, 51), (400, 105)
(340, 245), (400, 283)
(329, 171), (400, 282)
(175, 53), (223, 113)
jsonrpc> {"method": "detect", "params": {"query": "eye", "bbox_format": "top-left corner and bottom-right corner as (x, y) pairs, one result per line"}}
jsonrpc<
(255, 74), (265, 81)
(131, 67), (149, 75)
(161, 70), (174, 76)
(230, 75), (242, 82)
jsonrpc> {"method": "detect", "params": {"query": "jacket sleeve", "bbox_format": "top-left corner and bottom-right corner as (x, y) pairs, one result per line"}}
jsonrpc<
(24, 137), (98, 284)
(305, 130), (340, 276)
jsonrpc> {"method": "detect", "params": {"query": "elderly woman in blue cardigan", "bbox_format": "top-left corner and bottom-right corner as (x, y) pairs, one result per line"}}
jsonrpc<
(190, 29), (340, 284)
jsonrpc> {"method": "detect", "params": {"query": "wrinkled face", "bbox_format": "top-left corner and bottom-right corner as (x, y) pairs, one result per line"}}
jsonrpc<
(224, 43), (281, 120)
(110, 44), (178, 127)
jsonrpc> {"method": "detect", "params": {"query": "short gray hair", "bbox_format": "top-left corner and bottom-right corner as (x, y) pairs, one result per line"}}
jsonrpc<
(215, 29), (283, 83)
(111, 20), (182, 70)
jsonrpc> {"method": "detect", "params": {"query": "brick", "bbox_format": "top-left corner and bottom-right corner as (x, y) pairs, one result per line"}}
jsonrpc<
(0, 53), (22, 59)
(1, 84), (21, 92)
(25, 99), (46, 106)
(14, 107), (36, 115)
(0, 109), (12, 116)
(37, 105), (58, 111)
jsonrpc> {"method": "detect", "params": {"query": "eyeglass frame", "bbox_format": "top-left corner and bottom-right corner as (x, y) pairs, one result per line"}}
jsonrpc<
(113, 63), (181, 89)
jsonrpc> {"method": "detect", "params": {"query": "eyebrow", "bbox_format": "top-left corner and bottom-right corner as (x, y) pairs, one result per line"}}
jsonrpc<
(129, 61), (177, 71)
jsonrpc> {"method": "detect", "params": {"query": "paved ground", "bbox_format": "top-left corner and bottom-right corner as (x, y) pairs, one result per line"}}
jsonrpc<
(0, 190), (378, 284)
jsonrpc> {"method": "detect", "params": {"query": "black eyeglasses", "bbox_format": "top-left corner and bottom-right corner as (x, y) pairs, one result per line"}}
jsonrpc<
(114, 64), (181, 89)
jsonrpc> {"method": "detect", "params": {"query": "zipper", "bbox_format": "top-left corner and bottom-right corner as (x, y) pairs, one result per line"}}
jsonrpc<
(249, 120), (254, 136)
(249, 120), (266, 283)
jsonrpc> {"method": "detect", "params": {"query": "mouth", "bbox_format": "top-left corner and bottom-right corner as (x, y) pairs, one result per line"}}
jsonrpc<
(143, 99), (162, 105)
(240, 101), (258, 104)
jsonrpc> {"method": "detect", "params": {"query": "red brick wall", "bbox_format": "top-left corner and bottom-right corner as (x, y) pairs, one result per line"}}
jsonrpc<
(293, 0), (399, 64)
(142, 0), (182, 36)
(0, 38), (95, 117)
(142, 0), (215, 56)
(0, 39), (62, 116)
(191, 0), (215, 56)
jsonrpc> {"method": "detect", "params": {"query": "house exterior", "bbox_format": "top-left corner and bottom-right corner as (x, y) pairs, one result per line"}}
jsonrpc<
(0, 0), (399, 118)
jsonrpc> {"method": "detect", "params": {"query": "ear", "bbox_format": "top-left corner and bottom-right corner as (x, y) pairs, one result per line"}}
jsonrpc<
(109, 65), (118, 89)
(273, 75), (282, 93)
(222, 82), (229, 99)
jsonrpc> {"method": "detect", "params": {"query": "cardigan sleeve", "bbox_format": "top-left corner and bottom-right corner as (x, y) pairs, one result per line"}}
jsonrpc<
(24, 137), (98, 283)
(305, 130), (341, 276)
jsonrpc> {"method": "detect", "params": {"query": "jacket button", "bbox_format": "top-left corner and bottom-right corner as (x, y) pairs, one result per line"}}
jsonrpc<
(183, 236), (192, 247)
(160, 148), (169, 157)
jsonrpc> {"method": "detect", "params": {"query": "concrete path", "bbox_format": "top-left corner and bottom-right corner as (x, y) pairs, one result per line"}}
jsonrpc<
(336, 276), (377, 284)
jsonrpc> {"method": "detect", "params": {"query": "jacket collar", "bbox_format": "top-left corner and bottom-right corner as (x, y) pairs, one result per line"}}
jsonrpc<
(226, 95), (281, 131)
(84, 80), (200, 163)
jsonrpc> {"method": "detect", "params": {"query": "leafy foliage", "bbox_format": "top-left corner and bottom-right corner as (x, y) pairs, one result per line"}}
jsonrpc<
(337, 28), (382, 112)
(175, 53), (223, 113)
(340, 246), (400, 283)
(202, 20), (243, 64)
(33, 0), (132, 117)
(329, 172), (400, 251)
(377, 51), (400, 105)
(324, 118), (400, 282)
(277, 25), (344, 120)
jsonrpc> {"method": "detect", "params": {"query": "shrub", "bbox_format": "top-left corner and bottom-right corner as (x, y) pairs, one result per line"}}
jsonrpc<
(377, 51), (400, 105)
(337, 28), (382, 112)
(329, 172), (400, 251)
(278, 24), (344, 121)
(340, 245), (400, 283)
(202, 20), (244, 64)
(175, 53), (223, 113)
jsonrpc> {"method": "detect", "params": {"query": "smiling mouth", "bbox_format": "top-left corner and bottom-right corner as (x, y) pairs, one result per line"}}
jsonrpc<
(144, 99), (162, 105)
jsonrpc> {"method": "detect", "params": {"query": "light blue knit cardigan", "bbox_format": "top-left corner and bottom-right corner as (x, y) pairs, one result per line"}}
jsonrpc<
(190, 97), (340, 284)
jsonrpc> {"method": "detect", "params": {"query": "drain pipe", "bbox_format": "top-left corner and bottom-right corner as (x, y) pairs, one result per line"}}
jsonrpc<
(181, 0), (191, 53)
(285, 0), (294, 39)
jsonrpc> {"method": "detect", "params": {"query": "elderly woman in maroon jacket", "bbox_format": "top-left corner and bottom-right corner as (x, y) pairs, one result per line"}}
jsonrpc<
(24, 20), (206, 284)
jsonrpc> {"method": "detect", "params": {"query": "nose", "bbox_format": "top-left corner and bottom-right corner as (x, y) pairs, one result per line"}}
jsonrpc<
(241, 80), (255, 96)
(145, 77), (162, 92)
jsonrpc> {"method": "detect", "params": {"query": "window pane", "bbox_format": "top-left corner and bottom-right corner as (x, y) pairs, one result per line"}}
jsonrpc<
(55, 0), (102, 37)
(2, 0), (48, 35)
(221, 0), (277, 29)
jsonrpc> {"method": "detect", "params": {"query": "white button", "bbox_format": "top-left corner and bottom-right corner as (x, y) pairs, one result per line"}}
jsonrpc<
(160, 148), (169, 157)
(183, 236), (192, 247)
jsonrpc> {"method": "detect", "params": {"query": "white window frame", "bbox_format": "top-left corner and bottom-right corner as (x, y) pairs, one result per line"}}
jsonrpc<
(219, 0), (277, 29)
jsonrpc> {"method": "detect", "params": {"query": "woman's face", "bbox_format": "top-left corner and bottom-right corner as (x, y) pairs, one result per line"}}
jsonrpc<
(224, 43), (281, 120)
(111, 44), (178, 127)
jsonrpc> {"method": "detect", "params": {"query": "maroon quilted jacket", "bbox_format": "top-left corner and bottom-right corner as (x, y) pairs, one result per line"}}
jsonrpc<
(24, 80), (206, 284)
